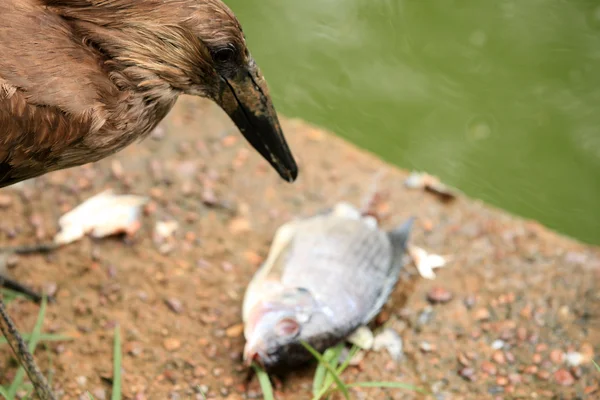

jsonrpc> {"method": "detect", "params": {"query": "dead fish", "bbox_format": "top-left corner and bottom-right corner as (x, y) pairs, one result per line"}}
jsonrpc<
(242, 202), (414, 370)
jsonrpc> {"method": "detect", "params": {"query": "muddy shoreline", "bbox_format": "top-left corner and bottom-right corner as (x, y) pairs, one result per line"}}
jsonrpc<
(1, 97), (598, 399)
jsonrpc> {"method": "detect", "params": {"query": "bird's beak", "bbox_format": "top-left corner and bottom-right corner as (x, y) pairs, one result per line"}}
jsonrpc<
(217, 63), (298, 183)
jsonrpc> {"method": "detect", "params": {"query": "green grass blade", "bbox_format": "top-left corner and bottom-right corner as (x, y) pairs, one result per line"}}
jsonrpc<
(301, 342), (350, 400)
(336, 345), (359, 376)
(7, 296), (47, 398)
(593, 359), (600, 372)
(348, 381), (426, 393)
(252, 364), (274, 400)
(111, 325), (122, 400)
(313, 345), (343, 397)
(0, 386), (11, 399)
(0, 333), (73, 346)
(87, 392), (95, 400)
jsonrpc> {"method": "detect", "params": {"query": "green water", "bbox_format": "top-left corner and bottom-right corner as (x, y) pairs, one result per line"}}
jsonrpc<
(227, 0), (600, 245)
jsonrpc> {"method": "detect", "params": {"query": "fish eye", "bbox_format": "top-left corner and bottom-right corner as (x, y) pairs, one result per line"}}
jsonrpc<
(274, 318), (300, 338)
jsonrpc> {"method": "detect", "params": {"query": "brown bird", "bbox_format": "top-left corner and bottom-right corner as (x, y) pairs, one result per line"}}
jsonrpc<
(0, 0), (298, 397)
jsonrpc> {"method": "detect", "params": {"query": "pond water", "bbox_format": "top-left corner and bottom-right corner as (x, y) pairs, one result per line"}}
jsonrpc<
(226, 0), (600, 245)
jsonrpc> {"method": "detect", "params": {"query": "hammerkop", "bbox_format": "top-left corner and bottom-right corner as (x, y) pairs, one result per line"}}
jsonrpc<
(0, 0), (298, 397)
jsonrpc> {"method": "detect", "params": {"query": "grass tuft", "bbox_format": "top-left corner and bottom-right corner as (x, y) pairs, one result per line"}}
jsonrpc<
(251, 341), (425, 400)
(0, 296), (48, 399)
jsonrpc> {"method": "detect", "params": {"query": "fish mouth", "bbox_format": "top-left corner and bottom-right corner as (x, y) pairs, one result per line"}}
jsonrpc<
(216, 64), (298, 183)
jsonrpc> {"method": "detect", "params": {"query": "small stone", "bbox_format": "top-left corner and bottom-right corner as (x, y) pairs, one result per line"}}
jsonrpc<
(505, 351), (515, 364)
(517, 327), (527, 341)
(565, 351), (584, 367)
(532, 353), (542, 364)
(419, 341), (435, 353)
(164, 298), (183, 314)
(163, 338), (181, 351)
(536, 370), (550, 380)
(244, 251), (263, 267)
(163, 370), (177, 384)
(496, 376), (508, 386)
(373, 328), (404, 361)
(554, 369), (575, 386)
(508, 373), (521, 384)
(458, 367), (476, 382)
(76, 376), (87, 387)
(474, 307), (490, 321)
(492, 350), (506, 364)
(491, 340), (505, 350)
(228, 217), (251, 234)
(193, 366), (207, 378)
(457, 352), (471, 367)
(92, 388), (107, 400)
(524, 365), (538, 374)
(426, 287), (453, 304)
(464, 295), (477, 309)
(225, 323), (244, 338)
(481, 361), (497, 375)
(550, 349), (564, 364)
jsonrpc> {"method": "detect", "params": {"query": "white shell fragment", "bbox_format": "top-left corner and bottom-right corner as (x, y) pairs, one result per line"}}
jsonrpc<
(53, 189), (148, 245)
(373, 328), (404, 362)
(408, 245), (451, 280)
(153, 220), (179, 254)
(347, 325), (375, 350)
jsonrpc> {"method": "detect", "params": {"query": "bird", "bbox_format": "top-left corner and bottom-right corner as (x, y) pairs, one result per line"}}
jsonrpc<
(0, 1), (298, 397)
(242, 202), (414, 370)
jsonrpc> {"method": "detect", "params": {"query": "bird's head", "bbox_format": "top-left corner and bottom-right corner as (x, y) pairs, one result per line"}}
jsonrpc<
(46, 0), (298, 182)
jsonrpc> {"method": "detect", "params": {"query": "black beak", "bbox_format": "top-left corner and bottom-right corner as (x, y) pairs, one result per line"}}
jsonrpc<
(217, 63), (298, 183)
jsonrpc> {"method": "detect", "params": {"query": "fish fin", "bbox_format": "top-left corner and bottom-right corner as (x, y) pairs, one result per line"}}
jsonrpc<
(387, 216), (415, 255)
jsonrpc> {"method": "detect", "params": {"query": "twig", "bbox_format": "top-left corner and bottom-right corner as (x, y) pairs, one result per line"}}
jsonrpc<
(0, 292), (57, 400)
(0, 242), (60, 255)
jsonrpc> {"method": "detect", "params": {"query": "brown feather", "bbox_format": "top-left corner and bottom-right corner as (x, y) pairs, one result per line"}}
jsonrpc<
(0, 0), (247, 187)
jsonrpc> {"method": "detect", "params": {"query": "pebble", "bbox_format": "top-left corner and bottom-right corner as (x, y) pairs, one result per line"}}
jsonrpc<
(457, 352), (471, 367)
(372, 328), (404, 361)
(536, 370), (550, 380)
(524, 365), (538, 374)
(474, 307), (490, 321)
(193, 366), (207, 378)
(92, 388), (107, 400)
(565, 351), (583, 367)
(163, 338), (181, 351)
(491, 340), (505, 350)
(532, 353), (542, 364)
(554, 369), (575, 386)
(458, 367), (476, 382)
(496, 376), (508, 386)
(426, 287), (454, 304)
(225, 323), (244, 338)
(164, 298), (183, 314)
(419, 341), (436, 353)
(481, 361), (497, 375)
(492, 350), (506, 364)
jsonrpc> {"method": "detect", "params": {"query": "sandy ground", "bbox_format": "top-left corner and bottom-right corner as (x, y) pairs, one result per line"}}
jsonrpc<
(0, 97), (598, 400)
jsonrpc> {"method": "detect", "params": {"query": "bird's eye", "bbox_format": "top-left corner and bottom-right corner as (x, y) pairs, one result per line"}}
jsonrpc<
(213, 47), (236, 64)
